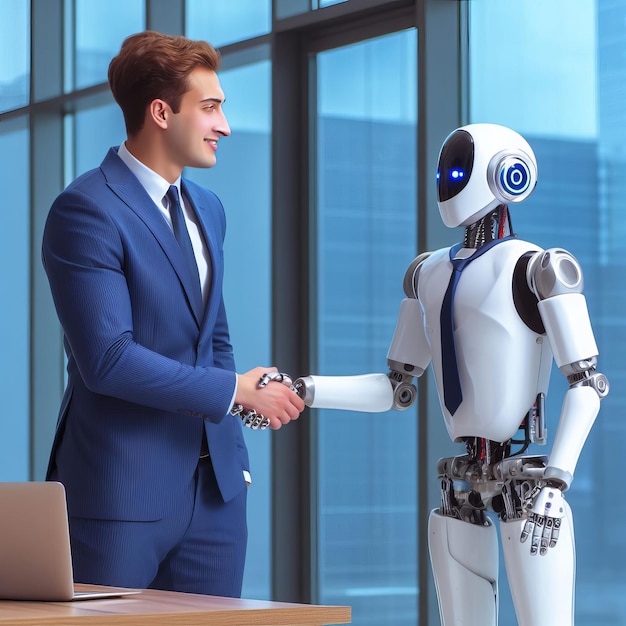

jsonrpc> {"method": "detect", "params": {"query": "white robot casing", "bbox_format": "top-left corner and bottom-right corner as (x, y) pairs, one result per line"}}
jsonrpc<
(293, 123), (607, 626)
(418, 238), (550, 443)
(437, 123), (538, 228)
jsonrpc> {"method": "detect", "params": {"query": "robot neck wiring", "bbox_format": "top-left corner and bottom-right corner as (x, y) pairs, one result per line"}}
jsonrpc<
(497, 205), (508, 238)
(506, 206), (515, 237)
(464, 206), (509, 248)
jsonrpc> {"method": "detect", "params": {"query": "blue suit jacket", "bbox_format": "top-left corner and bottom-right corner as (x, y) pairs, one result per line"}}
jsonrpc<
(42, 148), (249, 521)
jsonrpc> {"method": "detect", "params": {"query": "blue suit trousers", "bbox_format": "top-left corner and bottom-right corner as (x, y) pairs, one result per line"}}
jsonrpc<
(66, 458), (247, 597)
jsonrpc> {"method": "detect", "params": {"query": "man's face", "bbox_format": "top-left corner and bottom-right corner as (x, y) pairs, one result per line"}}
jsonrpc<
(165, 67), (230, 171)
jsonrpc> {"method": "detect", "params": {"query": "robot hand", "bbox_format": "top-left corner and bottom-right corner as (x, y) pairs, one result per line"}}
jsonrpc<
(231, 371), (295, 430)
(520, 484), (566, 556)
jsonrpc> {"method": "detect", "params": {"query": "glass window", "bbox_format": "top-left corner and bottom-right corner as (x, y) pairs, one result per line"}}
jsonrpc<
(275, 0), (308, 19)
(0, 117), (30, 480)
(186, 0), (271, 48)
(313, 29), (418, 626)
(469, 1), (622, 624)
(0, 1), (30, 112)
(72, 101), (126, 180)
(73, 0), (144, 90)
(185, 53), (272, 600)
(276, 0), (348, 20)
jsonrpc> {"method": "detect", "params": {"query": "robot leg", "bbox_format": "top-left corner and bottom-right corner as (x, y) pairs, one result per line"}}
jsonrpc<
(500, 500), (575, 626)
(429, 509), (499, 626)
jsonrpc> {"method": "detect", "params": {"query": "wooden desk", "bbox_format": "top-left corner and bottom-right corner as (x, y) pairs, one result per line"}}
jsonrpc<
(0, 585), (351, 625)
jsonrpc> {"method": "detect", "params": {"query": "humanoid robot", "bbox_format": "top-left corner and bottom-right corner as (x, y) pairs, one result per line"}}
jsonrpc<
(289, 124), (609, 626)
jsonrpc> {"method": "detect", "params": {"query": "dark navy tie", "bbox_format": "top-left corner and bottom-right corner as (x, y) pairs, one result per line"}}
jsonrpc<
(440, 236), (515, 415)
(166, 186), (202, 311)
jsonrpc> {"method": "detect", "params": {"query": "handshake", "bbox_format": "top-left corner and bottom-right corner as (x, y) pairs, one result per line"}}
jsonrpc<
(233, 370), (305, 431)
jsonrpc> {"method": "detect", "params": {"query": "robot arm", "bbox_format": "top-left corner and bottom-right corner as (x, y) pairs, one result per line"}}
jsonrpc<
(294, 254), (433, 412)
(520, 248), (609, 555)
(528, 248), (609, 488)
(293, 372), (396, 412)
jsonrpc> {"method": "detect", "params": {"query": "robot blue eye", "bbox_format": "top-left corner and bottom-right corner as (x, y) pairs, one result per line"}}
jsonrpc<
(437, 129), (473, 201)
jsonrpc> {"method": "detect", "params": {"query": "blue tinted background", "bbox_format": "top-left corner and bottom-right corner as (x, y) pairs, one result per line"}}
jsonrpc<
(1, 2), (625, 624)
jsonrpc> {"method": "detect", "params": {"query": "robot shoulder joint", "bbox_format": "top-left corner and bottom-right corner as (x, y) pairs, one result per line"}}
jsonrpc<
(526, 248), (584, 301)
(403, 251), (433, 299)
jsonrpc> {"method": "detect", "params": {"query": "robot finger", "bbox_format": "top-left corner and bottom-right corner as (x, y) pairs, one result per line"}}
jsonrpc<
(549, 517), (561, 548)
(530, 513), (545, 555)
(520, 516), (535, 544)
(238, 407), (270, 430)
(540, 517), (553, 555)
(258, 371), (293, 388)
(251, 412), (268, 429)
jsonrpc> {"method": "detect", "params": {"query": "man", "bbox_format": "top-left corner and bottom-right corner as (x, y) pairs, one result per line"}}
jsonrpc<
(42, 31), (304, 598)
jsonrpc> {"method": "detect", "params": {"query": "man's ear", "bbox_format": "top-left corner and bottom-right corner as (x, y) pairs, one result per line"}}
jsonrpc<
(149, 99), (169, 129)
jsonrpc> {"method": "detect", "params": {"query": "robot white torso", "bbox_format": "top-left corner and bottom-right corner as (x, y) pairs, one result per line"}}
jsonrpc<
(415, 237), (550, 443)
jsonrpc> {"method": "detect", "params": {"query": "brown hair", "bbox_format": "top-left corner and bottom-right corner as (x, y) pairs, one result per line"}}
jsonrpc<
(108, 31), (221, 136)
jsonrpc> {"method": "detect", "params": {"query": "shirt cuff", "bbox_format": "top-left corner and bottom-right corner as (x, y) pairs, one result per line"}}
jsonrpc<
(226, 375), (238, 413)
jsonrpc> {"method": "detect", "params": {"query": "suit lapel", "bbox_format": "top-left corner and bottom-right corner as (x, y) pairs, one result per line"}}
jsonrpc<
(100, 149), (204, 327)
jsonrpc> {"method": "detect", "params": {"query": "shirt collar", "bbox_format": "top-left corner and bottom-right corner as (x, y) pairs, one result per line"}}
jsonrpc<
(117, 142), (181, 208)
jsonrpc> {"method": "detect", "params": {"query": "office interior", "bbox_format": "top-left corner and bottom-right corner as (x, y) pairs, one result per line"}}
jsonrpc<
(1, 0), (623, 624)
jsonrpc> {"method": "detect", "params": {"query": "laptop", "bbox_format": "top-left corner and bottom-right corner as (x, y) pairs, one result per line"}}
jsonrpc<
(0, 481), (140, 601)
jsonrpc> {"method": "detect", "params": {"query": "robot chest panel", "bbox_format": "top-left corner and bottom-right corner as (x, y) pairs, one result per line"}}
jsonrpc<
(419, 241), (548, 441)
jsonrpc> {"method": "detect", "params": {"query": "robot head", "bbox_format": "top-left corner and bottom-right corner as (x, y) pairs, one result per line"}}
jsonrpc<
(436, 123), (538, 228)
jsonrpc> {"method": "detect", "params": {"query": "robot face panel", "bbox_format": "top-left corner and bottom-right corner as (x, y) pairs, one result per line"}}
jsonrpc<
(437, 130), (475, 202)
(436, 123), (538, 228)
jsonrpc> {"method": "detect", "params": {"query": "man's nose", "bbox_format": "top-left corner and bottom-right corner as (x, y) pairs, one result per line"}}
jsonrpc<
(217, 112), (231, 137)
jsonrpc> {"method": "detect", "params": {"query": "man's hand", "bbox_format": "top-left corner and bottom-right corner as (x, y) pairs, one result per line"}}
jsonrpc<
(520, 484), (565, 556)
(235, 367), (305, 430)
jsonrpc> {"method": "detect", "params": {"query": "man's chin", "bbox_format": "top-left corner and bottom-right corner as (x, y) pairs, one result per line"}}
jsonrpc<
(189, 157), (217, 169)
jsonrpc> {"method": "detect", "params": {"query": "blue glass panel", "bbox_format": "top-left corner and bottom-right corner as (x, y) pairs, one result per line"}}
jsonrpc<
(276, 0), (348, 18)
(470, 1), (623, 624)
(275, 0), (309, 20)
(74, 0), (144, 90)
(186, 0), (271, 48)
(0, 1), (30, 112)
(73, 101), (126, 178)
(185, 56), (272, 600)
(315, 29), (418, 626)
(0, 118), (30, 480)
